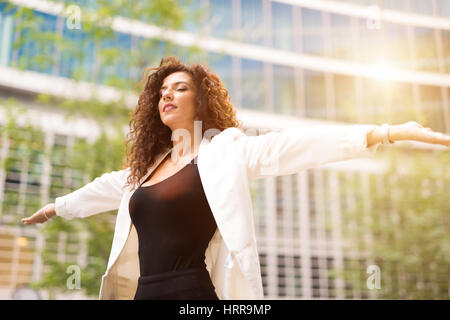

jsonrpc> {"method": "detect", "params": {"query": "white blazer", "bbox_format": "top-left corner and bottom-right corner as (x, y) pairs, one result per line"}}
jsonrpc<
(54, 124), (381, 299)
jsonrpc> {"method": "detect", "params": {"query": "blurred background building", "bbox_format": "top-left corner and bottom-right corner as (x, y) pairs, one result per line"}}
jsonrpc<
(0, 0), (448, 299)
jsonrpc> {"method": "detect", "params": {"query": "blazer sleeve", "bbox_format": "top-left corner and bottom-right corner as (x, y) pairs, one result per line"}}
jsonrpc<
(54, 167), (130, 220)
(232, 124), (382, 180)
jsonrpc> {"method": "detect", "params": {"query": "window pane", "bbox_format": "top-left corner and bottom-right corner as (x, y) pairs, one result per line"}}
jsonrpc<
(185, 0), (208, 33)
(382, 0), (407, 11)
(242, 58), (265, 111)
(408, 0), (434, 15)
(241, 0), (264, 46)
(356, 17), (383, 63)
(387, 82), (417, 123)
(272, 2), (293, 51)
(361, 78), (388, 123)
(435, 0), (450, 17)
(208, 0), (233, 39)
(413, 27), (439, 72)
(273, 64), (295, 115)
(384, 22), (412, 69)
(0, 4), (14, 67)
(60, 24), (94, 80)
(99, 32), (132, 86)
(420, 85), (445, 133)
(304, 70), (326, 119)
(334, 74), (357, 123)
(301, 8), (325, 55)
(442, 30), (450, 73)
(329, 13), (354, 60)
(15, 11), (57, 74)
(208, 52), (233, 95)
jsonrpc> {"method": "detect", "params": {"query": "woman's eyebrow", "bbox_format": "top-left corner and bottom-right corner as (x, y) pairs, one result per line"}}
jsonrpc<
(160, 81), (191, 90)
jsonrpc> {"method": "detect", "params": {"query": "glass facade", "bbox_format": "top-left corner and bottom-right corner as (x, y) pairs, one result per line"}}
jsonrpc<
(1, 1), (448, 129)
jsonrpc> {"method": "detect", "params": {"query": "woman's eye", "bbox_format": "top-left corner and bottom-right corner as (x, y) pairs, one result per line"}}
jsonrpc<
(178, 88), (186, 91)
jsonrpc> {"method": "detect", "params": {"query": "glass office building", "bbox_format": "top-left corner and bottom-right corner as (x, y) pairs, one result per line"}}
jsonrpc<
(0, 0), (448, 299)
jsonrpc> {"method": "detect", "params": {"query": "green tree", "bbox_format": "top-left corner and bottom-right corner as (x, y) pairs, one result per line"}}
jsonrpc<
(337, 148), (449, 299)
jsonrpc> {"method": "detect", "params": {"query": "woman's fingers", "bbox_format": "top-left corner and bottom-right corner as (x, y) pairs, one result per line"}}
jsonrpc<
(21, 207), (50, 225)
(408, 121), (424, 128)
(402, 122), (450, 147)
(420, 129), (450, 146)
(21, 215), (37, 225)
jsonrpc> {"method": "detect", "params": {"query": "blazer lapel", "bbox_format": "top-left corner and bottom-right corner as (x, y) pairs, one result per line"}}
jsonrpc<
(106, 148), (173, 271)
(197, 136), (253, 255)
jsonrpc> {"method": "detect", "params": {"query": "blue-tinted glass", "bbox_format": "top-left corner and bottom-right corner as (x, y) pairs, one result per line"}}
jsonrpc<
(435, 0), (450, 17)
(273, 64), (295, 115)
(60, 23), (94, 81)
(329, 13), (353, 59)
(15, 11), (57, 74)
(208, 0), (233, 39)
(0, 2), (8, 12)
(272, 2), (292, 51)
(0, 4), (14, 67)
(304, 70), (326, 119)
(301, 8), (324, 55)
(185, 0), (207, 33)
(208, 52), (233, 96)
(413, 27), (439, 72)
(99, 32), (132, 86)
(138, 39), (171, 72)
(164, 41), (202, 65)
(69, 0), (96, 8)
(241, 0), (264, 45)
(241, 58), (264, 111)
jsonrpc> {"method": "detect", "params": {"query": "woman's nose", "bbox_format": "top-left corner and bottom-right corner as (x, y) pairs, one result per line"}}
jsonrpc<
(162, 90), (173, 100)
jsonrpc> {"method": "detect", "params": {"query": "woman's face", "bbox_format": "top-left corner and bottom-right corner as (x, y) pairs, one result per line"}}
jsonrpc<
(158, 71), (198, 131)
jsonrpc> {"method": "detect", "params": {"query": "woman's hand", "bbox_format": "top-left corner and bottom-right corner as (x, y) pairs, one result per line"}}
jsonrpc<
(21, 203), (56, 225)
(389, 121), (450, 147)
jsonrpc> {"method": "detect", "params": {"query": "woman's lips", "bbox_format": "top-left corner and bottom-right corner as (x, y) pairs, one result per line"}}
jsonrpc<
(163, 104), (177, 112)
(164, 106), (176, 112)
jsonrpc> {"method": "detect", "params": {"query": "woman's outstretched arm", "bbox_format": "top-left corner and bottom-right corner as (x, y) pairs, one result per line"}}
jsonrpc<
(367, 121), (450, 147)
(228, 121), (450, 181)
(21, 167), (130, 224)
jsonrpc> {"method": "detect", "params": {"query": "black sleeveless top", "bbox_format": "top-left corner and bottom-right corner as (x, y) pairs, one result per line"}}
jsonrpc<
(129, 153), (218, 277)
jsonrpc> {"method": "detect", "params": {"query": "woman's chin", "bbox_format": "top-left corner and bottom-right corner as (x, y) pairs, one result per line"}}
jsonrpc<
(161, 119), (179, 131)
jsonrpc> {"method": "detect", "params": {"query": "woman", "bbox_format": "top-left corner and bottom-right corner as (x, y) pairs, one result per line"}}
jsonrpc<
(21, 56), (450, 300)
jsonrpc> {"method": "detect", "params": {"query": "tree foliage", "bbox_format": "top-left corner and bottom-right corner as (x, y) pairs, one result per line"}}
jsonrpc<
(337, 148), (449, 299)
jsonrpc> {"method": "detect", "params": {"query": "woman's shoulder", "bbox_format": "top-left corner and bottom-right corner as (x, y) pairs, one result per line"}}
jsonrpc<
(213, 127), (245, 141)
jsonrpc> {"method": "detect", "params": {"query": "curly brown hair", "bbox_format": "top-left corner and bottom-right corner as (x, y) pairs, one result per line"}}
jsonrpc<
(122, 56), (242, 190)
